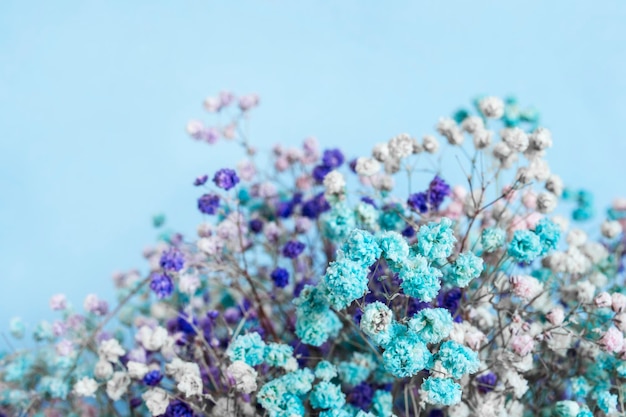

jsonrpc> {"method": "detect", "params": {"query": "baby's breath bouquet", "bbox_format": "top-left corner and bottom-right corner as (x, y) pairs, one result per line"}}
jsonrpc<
(1, 92), (625, 417)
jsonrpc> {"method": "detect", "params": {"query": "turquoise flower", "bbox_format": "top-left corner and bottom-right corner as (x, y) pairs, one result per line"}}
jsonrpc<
(226, 332), (267, 366)
(322, 202), (356, 241)
(295, 306), (342, 347)
(554, 401), (580, 417)
(421, 377), (462, 406)
(570, 376), (590, 398)
(448, 252), (484, 288)
(377, 231), (410, 270)
(379, 205), (405, 231)
(481, 227), (505, 253)
(382, 335), (431, 378)
(315, 361), (338, 381)
(38, 376), (69, 400)
(436, 340), (480, 379)
(533, 218), (560, 255)
(264, 343), (294, 368)
(310, 381), (346, 410)
(596, 390), (617, 414)
(408, 308), (453, 344)
(507, 229), (542, 263)
(337, 352), (377, 386)
(355, 202), (380, 230)
(339, 229), (382, 268)
(320, 409), (352, 417)
(417, 218), (457, 261)
(399, 255), (442, 302)
(371, 389), (393, 417)
(322, 259), (370, 310)
(279, 369), (315, 395)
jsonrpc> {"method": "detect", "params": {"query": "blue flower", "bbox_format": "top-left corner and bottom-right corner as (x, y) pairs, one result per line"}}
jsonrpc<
(508, 229), (542, 263)
(377, 231), (410, 269)
(143, 370), (163, 387)
(282, 240), (305, 258)
(408, 308), (453, 344)
(322, 148), (345, 169)
(371, 390), (393, 417)
(322, 202), (357, 241)
(315, 361), (338, 381)
(264, 343), (294, 368)
(448, 252), (483, 288)
(338, 352), (377, 386)
(421, 377), (462, 406)
(270, 267), (290, 288)
(417, 218), (457, 261)
(597, 390), (617, 414)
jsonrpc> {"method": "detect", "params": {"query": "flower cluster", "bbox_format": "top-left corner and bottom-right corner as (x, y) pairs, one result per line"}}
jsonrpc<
(1, 92), (625, 417)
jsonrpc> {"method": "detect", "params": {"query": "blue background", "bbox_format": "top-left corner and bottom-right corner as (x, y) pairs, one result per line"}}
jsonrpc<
(1, 1), (625, 330)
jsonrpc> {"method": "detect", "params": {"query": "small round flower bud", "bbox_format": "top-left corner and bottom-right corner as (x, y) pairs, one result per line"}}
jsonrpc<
(536, 192), (557, 213)
(422, 135), (439, 153)
(601, 220), (622, 239)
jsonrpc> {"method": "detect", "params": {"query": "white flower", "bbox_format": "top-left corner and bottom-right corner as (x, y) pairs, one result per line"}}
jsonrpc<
(473, 129), (493, 149)
(601, 220), (623, 239)
(448, 402), (471, 417)
(179, 274), (201, 295)
(323, 170), (345, 196)
(566, 229), (587, 247)
(437, 117), (464, 145)
(528, 127), (553, 151)
(493, 142), (513, 162)
(528, 158), (550, 181)
(127, 361), (149, 379)
(98, 338), (125, 363)
(545, 174), (564, 197)
(178, 372), (203, 397)
(501, 128), (529, 152)
(211, 398), (237, 417)
(227, 361), (258, 394)
(372, 142), (390, 162)
(94, 359), (114, 379)
(510, 275), (543, 300)
(388, 133), (414, 159)
(479, 96), (504, 119)
(575, 281), (596, 304)
(166, 358), (201, 382)
(186, 120), (204, 137)
(142, 388), (169, 416)
(412, 137), (423, 154)
(106, 371), (131, 401)
(138, 326), (169, 352)
(355, 157), (381, 176)
(536, 192), (557, 213)
(581, 241), (609, 264)
(371, 174), (394, 192)
(461, 116), (484, 134)
(383, 157), (401, 174)
(504, 370), (529, 399)
(73, 377), (98, 397)
(422, 135), (439, 153)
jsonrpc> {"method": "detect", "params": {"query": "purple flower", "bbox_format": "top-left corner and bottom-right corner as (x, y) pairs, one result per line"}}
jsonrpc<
(348, 382), (374, 409)
(160, 247), (185, 272)
(212, 168), (240, 190)
(349, 158), (358, 173)
(276, 201), (294, 218)
(164, 400), (194, 417)
(312, 164), (331, 183)
(143, 370), (163, 387)
(150, 273), (174, 299)
(193, 175), (208, 186)
(270, 267), (290, 288)
(198, 194), (220, 215)
(427, 175), (451, 210)
(282, 240), (305, 258)
(322, 148), (345, 169)
(428, 411), (444, 417)
(361, 196), (378, 208)
(476, 372), (497, 394)
(402, 225), (416, 238)
(249, 218), (264, 233)
(407, 192), (428, 213)
(301, 193), (330, 218)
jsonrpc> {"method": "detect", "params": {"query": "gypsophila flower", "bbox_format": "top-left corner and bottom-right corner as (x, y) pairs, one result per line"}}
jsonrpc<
(479, 96), (504, 119)
(355, 157), (381, 176)
(383, 335), (431, 377)
(360, 302), (394, 346)
(421, 377), (462, 406)
(417, 218), (457, 261)
(160, 247), (185, 272)
(226, 332), (266, 366)
(408, 308), (453, 344)
(150, 273), (174, 299)
(436, 340), (480, 379)
(481, 227), (505, 252)
(73, 377), (98, 398)
(448, 252), (483, 288)
(212, 168), (240, 190)
(197, 193), (220, 214)
(508, 229), (542, 263)
(310, 381), (346, 410)
(143, 388), (169, 416)
(227, 360), (258, 393)
(315, 361), (338, 381)
(282, 240), (305, 258)
(270, 267), (290, 288)
(322, 259), (369, 310)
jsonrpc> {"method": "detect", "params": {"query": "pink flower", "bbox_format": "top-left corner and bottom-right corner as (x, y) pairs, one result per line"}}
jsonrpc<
(49, 294), (67, 311)
(295, 175), (313, 191)
(522, 191), (537, 209)
(203, 96), (221, 112)
(237, 160), (256, 182)
(524, 212), (543, 229)
(510, 275), (543, 300)
(612, 293), (626, 312)
(274, 156), (290, 172)
(595, 292), (612, 308)
(511, 334), (535, 356)
(546, 308), (565, 326)
(222, 123), (236, 140)
(600, 327), (624, 353)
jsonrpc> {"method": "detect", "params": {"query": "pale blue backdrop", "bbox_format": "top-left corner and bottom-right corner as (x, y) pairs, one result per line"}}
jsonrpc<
(1, 1), (625, 331)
